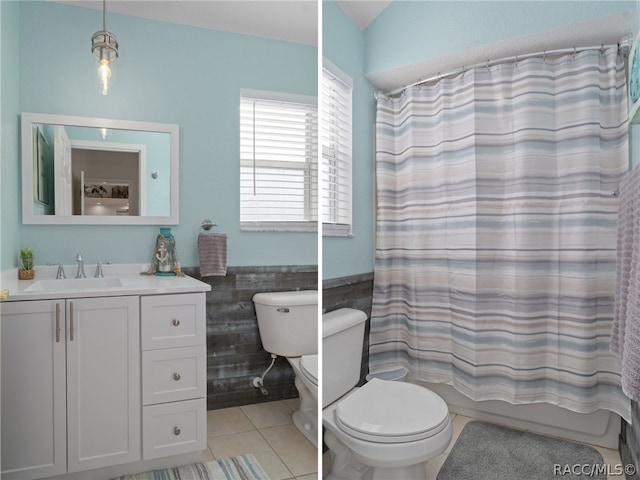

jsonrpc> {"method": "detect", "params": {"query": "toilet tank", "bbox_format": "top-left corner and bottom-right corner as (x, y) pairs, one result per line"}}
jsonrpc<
(253, 290), (318, 357)
(322, 308), (367, 408)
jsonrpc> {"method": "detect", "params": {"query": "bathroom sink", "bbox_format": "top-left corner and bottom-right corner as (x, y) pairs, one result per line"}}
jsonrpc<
(24, 277), (123, 292)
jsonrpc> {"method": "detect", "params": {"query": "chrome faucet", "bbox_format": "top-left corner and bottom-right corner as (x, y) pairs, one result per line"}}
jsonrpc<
(75, 253), (86, 279)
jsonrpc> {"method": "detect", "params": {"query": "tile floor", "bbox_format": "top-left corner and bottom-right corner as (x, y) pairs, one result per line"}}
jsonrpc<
(204, 399), (317, 480)
(205, 399), (623, 480)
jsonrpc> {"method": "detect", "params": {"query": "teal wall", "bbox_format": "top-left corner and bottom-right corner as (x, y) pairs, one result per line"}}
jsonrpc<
(1, 1), (21, 271)
(5, 1), (317, 269)
(322, 1), (376, 280)
(365, 1), (635, 76)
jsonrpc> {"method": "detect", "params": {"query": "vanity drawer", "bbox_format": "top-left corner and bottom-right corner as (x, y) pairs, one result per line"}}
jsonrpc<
(142, 398), (206, 460)
(141, 293), (205, 350)
(142, 346), (206, 405)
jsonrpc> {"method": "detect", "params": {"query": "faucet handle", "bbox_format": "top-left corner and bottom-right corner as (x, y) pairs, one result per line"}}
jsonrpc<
(94, 260), (112, 278)
(47, 262), (66, 279)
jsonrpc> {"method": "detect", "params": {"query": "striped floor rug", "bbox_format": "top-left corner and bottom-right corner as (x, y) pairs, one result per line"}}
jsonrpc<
(112, 454), (271, 480)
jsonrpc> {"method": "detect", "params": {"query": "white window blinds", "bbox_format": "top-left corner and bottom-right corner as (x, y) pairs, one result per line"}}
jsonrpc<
(240, 90), (318, 231)
(322, 65), (353, 236)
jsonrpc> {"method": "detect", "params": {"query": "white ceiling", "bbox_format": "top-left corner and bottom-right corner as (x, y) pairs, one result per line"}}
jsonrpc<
(335, 1), (391, 30)
(51, 1), (391, 46)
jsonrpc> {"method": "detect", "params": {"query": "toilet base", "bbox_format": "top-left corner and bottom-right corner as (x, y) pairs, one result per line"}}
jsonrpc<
(324, 430), (428, 480)
(324, 464), (427, 480)
(293, 409), (317, 446)
(369, 463), (427, 480)
(288, 358), (318, 447)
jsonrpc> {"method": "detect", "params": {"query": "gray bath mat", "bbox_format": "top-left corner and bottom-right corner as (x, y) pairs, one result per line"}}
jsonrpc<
(437, 421), (605, 480)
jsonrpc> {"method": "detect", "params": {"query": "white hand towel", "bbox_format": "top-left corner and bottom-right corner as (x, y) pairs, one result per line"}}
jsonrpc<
(198, 233), (227, 277)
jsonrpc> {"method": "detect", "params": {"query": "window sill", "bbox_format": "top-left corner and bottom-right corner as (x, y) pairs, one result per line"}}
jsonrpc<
(241, 221), (318, 233)
(322, 223), (352, 237)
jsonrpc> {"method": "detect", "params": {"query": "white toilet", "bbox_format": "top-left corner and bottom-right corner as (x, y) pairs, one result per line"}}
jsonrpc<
(323, 308), (452, 480)
(253, 290), (318, 446)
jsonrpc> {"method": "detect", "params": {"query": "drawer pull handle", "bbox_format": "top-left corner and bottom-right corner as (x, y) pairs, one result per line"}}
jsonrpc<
(173, 372), (181, 381)
(173, 426), (181, 436)
(172, 319), (180, 327)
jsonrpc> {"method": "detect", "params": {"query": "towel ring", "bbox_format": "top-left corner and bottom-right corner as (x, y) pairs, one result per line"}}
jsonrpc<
(200, 219), (218, 231)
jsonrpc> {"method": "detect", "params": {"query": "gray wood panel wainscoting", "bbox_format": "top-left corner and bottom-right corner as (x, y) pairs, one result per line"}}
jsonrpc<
(184, 265), (317, 410)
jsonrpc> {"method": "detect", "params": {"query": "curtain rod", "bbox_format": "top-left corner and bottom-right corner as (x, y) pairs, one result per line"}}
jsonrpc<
(381, 41), (630, 98)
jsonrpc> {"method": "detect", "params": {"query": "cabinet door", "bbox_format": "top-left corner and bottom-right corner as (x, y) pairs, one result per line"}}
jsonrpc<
(66, 296), (140, 473)
(1, 300), (67, 479)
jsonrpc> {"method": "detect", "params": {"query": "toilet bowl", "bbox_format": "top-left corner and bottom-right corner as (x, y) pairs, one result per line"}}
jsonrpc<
(253, 290), (318, 446)
(324, 379), (452, 479)
(322, 308), (452, 480)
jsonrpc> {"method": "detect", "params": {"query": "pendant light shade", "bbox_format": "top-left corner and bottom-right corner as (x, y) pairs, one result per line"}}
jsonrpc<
(91, 0), (118, 95)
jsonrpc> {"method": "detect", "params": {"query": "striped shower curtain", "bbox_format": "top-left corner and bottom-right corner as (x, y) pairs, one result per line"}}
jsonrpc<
(370, 46), (631, 421)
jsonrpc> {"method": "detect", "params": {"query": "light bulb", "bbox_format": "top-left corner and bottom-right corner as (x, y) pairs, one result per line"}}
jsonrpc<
(98, 60), (111, 96)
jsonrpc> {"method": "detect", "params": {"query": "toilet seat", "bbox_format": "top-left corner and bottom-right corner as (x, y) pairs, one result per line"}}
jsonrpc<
(300, 354), (318, 386)
(335, 379), (449, 444)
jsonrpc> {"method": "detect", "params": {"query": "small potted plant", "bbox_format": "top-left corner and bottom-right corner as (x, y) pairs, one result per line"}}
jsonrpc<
(19, 246), (35, 280)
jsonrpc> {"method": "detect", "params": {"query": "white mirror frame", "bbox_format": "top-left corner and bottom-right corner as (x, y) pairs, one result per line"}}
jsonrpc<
(21, 112), (179, 225)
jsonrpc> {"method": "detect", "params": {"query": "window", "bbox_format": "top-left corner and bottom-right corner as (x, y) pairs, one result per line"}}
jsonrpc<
(322, 62), (353, 236)
(240, 90), (318, 231)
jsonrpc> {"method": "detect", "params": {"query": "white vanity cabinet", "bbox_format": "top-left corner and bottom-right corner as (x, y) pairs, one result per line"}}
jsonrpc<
(0, 268), (211, 480)
(1, 296), (140, 479)
(140, 293), (207, 459)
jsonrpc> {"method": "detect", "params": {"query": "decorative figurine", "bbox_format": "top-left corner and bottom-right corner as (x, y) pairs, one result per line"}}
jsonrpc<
(145, 227), (183, 276)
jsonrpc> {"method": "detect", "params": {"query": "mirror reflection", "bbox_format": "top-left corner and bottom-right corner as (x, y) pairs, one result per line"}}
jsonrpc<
(22, 113), (179, 225)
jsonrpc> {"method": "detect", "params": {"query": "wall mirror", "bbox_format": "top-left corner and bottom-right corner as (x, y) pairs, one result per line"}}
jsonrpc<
(21, 112), (179, 225)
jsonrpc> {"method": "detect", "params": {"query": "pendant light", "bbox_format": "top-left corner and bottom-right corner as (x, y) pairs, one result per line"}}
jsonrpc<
(91, 0), (118, 95)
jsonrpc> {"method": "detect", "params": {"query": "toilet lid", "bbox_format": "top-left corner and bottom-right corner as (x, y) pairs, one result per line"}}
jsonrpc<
(335, 379), (449, 444)
(300, 354), (318, 386)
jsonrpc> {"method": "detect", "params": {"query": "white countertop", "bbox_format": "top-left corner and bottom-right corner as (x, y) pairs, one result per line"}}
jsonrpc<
(0, 264), (211, 302)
